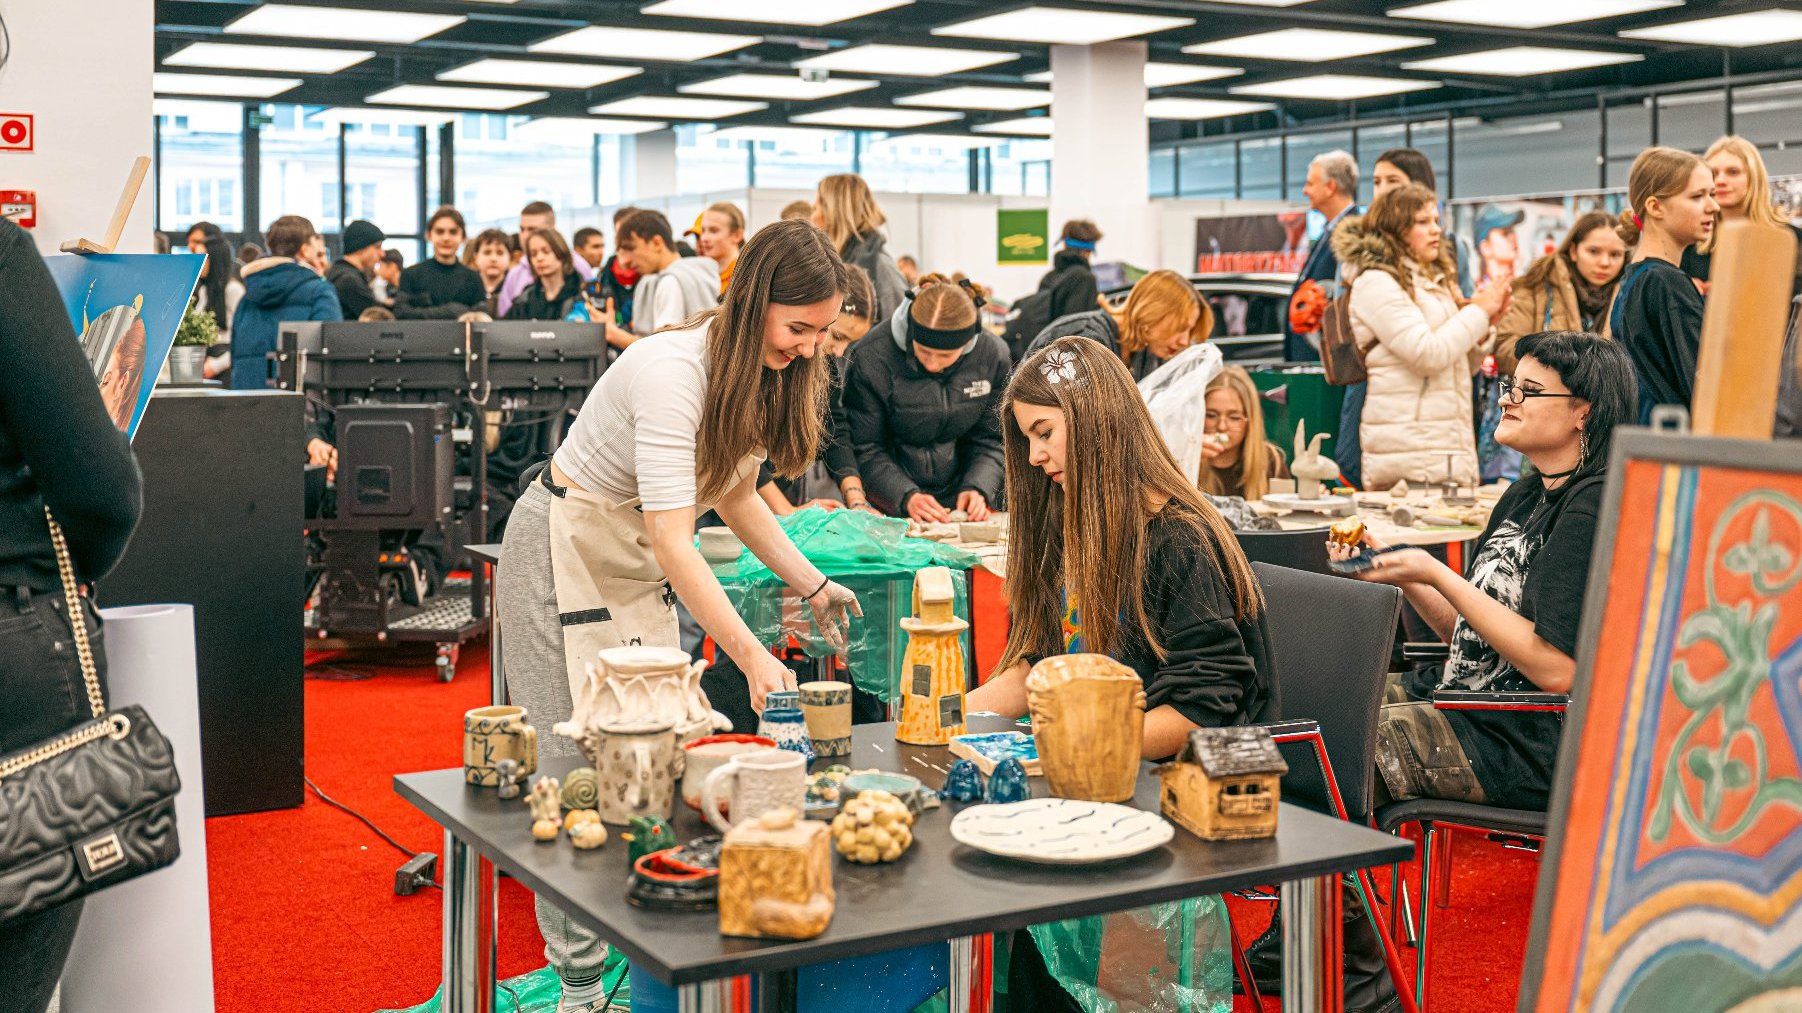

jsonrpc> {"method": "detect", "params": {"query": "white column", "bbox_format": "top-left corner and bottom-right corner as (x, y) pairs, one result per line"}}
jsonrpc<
(627, 129), (680, 201)
(1050, 41), (1152, 269)
(0, 0), (155, 255)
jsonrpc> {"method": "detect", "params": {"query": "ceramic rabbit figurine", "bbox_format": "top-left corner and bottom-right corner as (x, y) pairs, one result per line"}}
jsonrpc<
(1291, 420), (1341, 500)
(555, 645), (731, 760)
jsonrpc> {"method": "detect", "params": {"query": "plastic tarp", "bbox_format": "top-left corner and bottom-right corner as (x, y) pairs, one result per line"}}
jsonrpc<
(1027, 896), (1235, 1013)
(375, 953), (628, 1013)
(1139, 343), (1226, 487)
(714, 509), (980, 703)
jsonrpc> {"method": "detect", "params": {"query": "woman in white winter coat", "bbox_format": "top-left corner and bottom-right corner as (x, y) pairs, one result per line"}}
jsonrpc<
(1331, 183), (1510, 490)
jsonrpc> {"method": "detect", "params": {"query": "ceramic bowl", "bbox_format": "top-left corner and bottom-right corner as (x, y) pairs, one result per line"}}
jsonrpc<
(697, 526), (744, 564)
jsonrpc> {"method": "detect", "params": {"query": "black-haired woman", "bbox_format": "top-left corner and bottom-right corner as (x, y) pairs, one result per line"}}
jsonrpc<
(495, 220), (862, 1010)
(1330, 330), (1639, 810)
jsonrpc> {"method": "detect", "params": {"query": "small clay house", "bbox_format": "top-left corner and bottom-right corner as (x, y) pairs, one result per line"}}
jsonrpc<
(1158, 726), (1288, 841)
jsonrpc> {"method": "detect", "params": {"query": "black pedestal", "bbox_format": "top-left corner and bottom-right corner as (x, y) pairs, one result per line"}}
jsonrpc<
(98, 389), (305, 816)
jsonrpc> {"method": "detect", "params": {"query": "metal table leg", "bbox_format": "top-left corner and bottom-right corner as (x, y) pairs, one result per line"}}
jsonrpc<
(676, 977), (751, 1012)
(486, 561), (507, 707)
(948, 934), (994, 1013)
(1282, 874), (1345, 1013)
(442, 831), (498, 1013)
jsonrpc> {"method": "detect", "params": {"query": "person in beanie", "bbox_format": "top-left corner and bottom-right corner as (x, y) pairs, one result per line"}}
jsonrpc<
(842, 273), (1010, 522)
(328, 219), (386, 319)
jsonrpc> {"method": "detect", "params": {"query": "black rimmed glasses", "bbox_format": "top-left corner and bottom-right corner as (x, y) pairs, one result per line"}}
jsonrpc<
(1498, 377), (1578, 406)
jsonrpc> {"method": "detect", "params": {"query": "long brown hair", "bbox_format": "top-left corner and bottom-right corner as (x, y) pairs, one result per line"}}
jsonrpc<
(814, 173), (887, 254)
(996, 337), (1262, 676)
(523, 227), (574, 280)
(1698, 135), (1786, 254)
(1197, 366), (1276, 501)
(1518, 211), (1619, 291)
(1616, 146), (1703, 247)
(1108, 269), (1212, 358)
(1362, 182), (1456, 290)
(694, 220), (846, 501)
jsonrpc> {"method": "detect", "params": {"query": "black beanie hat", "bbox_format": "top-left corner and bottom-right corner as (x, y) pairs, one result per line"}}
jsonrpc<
(343, 219), (385, 256)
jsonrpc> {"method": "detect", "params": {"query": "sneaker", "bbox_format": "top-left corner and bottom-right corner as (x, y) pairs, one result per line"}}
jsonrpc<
(394, 550), (428, 607)
(557, 997), (612, 1013)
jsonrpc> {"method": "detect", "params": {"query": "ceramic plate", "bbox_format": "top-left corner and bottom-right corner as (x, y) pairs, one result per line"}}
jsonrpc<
(949, 799), (1174, 865)
(1262, 493), (1353, 515)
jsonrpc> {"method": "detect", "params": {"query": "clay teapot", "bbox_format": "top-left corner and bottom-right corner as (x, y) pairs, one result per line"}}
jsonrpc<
(555, 645), (731, 759)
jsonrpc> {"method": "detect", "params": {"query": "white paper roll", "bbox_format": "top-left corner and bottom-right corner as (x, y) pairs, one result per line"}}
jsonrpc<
(62, 604), (215, 1011)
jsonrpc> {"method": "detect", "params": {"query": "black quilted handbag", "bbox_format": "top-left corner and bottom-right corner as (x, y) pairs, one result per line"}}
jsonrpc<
(0, 508), (180, 926)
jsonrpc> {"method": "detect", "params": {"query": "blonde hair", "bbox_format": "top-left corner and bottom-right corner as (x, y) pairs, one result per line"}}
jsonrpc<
(1699, 135), (1785, 254)
(1617, 146), (1704, 247)
(814, 174), (887, 254)
(1109, 270), (1212, 358)
(997, 338), (1262, 677)
(1198, 366), (1277, 501)
(705, 201), (746, 236)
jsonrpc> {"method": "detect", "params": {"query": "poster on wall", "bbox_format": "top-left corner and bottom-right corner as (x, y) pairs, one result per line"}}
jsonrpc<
(997, 208), (1049, 264)
(1446, 192), (1627, 285)
(1193, 212), (1310, 274)
(44, 253), (204, 440)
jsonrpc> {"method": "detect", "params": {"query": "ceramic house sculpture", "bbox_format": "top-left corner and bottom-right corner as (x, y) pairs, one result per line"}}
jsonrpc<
(940, 759), (984, 802)
(1157, 726), (1288, 841)
(896, 567), (968, 745)
(1026, 653), (1144, 802)
(719, 807), (835, 940)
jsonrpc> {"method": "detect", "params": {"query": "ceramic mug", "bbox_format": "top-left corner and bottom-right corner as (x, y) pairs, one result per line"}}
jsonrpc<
(681, 733), (776, 812)
(763, 690), (801, 712)
(700, 748), (806, 833)
(464, 705), (537, 786)
(799, 681), (853, 756)
(757, 706), (815, 760)
(594, 720), (682, 826)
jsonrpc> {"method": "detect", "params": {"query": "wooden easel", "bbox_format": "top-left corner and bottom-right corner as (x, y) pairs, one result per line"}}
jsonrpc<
(60, 155), (151, 255)
(1690, 218), (1799, 437)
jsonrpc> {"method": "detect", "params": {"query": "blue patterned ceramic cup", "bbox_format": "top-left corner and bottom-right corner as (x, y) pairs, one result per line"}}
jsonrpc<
(757, 706), (816, 761)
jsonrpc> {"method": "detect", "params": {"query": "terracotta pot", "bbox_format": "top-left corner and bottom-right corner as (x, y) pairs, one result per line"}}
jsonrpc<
(1026, 653), (1144, 803)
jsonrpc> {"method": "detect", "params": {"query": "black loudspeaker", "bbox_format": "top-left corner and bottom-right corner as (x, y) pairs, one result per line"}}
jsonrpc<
(334, 402), (453, 529)
(97, 389), (305, 817)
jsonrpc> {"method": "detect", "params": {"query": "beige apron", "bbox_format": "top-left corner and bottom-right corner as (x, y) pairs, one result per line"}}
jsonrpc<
(547, 454), (761, 704)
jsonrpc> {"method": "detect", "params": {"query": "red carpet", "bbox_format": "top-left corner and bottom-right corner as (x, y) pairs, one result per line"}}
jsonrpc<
(205, 569), (1536, 1012)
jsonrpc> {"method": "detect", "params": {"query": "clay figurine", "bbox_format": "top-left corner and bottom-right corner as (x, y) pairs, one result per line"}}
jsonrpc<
(495, 758), (521, 800)
(1391, 477), (1411, 499)
(1157, 726), (1288, 841)
(940, 759), (984, 803)
(564, 808), (602, 832)
(528, 775), (561, 821)
(806, 765), (851, 816)
(1291, 420), (1341, 500)
(560, 767), (601, 810)
(569, 820), (608, 850)
(831, 790), (916, 864)
(985, 758), (1032, 804)
(896, 567), (969, 746)
(1026, 654), (1145, 803)
(532, 818), (560, 842)
(719, 807), (835, 940)
(625, 814), (679, 864)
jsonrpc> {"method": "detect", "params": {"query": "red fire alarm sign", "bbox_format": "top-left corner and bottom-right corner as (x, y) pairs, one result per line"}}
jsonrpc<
(0, 114), (33, 152)
(1, 190), (37, 229)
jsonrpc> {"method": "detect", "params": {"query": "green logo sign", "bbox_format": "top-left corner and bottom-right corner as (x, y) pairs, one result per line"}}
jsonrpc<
(997, 209), (1049, 265)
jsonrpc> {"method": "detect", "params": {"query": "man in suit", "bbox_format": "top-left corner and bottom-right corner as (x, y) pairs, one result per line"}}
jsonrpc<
(1284, 149), (1359, 362)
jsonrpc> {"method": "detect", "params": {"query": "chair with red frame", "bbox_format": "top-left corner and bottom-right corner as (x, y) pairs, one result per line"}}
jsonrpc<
(1373, 641), (1568, 1010)
(1231, 562), (1418, 1013)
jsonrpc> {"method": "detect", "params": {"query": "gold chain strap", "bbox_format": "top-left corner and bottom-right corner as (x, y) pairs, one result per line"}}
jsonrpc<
(0, 510), (121, 783)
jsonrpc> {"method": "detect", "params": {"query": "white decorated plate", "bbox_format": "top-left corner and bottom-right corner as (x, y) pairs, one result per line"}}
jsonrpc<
(1262, 492), (1354, 515)
(949, 799), (1174, 865)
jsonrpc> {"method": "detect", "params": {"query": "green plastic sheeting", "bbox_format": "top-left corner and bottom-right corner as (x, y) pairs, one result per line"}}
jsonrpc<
(714, 509), (981, 703)
(375, 952), (629, 1013)
(1026, 897), (1234, 1013)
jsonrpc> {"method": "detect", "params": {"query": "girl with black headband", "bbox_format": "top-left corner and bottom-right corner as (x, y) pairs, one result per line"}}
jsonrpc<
(842, 273), (1010, 523)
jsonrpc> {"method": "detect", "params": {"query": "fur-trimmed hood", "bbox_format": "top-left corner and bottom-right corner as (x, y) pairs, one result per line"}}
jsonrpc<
(1330, 212), (1458, 285)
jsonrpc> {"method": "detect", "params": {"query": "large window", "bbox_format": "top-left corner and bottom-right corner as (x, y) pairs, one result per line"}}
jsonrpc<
(345, 122), (421, 236)
(675, 125), (750, 194)
(750, 129), (857, 190)
(987, 138), (1051, 196)
(1149, 147), (1176, 198)
(259, 104), (339, 233)
(156, 100), (244, 234)
(1285, 131), (1354, 199)
(1238, 136), (1283, 200)
(1176, 141), (1235, 198)
(456, 114), (596, 227)
(861, 135), (970, 194)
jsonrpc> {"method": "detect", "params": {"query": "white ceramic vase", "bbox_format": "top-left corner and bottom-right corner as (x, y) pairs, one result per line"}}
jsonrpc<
(554, 645), (732, 764)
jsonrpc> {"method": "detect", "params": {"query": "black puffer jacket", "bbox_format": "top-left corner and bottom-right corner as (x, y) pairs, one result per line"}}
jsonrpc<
(840, 231), (909, 321)
(1025, 308), (1162, 381)
(842, 300), (1010, 514)
(1037, 250), (1098, 323)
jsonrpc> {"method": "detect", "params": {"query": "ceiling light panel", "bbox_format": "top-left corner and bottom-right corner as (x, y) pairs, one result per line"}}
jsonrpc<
(313, 107), (456, 127)
(368, 84), (548, 110)
(153, 72), (301, 98)
(1145, 97), (1274, 119)
(590, 95), (767, 119)
(1403, 46), (1642, 75)
(515, 117), (669, 137)
(164, 42), (373, 74)
(1232, 75), (1441, 100)
(972, 117), (1054, 136)
(898, 86), (1051, 111)
(679, 73), (878, 100)
(933, 7), (1193, 45)
(1027, 63), (1244, 86)
(1619, 10), (1802, 47)
(795, 44), (1016, 77)
(1186, 28), (1434, 61)
(530, 26), (759, 62)
(224, 4), (465, 44)
(870, 133), (1003, 149)
(642, 0), (912, 26)
(1387, 0), (1680, 28)
(790, 107), (962, 128)
(438, 59), (641, 89)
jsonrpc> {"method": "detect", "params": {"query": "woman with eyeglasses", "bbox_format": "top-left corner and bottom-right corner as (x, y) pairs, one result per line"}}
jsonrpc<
(1328, 330), (1637, 811)
(1197, 365), (1289, 501)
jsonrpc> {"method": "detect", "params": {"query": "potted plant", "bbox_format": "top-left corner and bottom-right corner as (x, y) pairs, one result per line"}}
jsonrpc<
(169, 300), (217, 383)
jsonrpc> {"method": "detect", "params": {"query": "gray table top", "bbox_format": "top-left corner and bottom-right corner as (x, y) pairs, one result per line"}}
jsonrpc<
(395, 719), (1412, 985)
(466, 544), (501, 567)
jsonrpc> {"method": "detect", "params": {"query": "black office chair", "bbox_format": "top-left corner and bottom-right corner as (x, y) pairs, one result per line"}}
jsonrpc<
(1232, 563), (1417, 1013)
(1236, 526), (1334, 575)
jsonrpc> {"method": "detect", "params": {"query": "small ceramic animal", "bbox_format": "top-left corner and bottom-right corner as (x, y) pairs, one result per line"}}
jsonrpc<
(569, 819), (608, 850)
(561, 767), (601, 810)
(626, 815), (679, 864)
(806, 766), (851, 806)
(940, 759), (984, 802)
(985, 758), (1032, 804)
(495, 759), (521, 800)
(1291, 420), (1341, 500)
(532, 818), (560, 842)
(831, 790), (915, 864)
(564, 808), (602, 832)
(527, 775), (562, 824)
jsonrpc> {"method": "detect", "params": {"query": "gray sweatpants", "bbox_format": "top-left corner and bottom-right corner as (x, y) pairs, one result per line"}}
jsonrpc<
(496, 479), (607, 979)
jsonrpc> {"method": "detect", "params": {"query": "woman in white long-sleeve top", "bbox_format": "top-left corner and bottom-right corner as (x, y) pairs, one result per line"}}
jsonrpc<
(1331, 183), (1511, 490)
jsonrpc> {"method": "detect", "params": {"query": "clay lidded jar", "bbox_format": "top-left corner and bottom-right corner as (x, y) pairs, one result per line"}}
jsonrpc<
(555, 645), (731, 756)
(1026, 653), (1145, 803)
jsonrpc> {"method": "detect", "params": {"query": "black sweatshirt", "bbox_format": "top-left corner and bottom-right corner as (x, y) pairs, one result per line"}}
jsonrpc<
(503, 271), (582, 321)
(396, 257), (486, 320)
(0, 220), (143, 589)
(327, 258), (380, 319)
(1611, 258), (1704, 422)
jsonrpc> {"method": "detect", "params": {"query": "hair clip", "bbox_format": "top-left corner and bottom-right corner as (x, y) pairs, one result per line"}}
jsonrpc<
(1040, 347), (1081, 385)
(1631, 212), (1644, 230)
(955, 277), (988, 311)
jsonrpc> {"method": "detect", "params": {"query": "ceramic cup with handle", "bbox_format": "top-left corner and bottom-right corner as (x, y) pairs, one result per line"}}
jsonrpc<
(799, 681), (853, 756)
(464, 705), (538, 786)
(700, 747), (806, 833)
(595, 720), (681, 825)
(681, 733), (776, 812)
